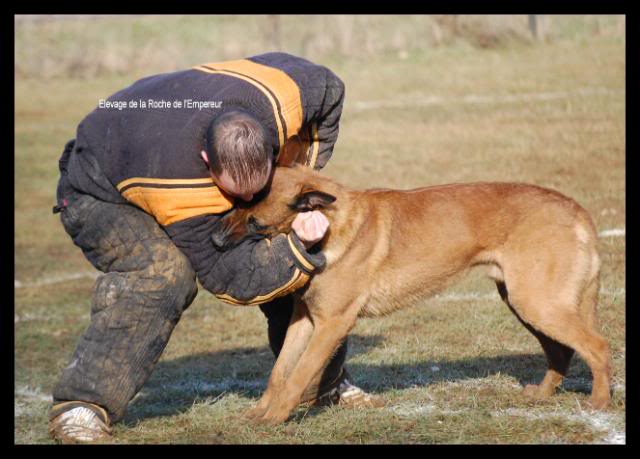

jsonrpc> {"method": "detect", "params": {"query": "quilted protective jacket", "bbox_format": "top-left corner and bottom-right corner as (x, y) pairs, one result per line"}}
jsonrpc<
(56, 52), (345, 305)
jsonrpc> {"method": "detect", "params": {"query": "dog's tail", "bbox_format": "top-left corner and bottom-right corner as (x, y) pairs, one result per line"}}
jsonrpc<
(573, 209), (602, 332)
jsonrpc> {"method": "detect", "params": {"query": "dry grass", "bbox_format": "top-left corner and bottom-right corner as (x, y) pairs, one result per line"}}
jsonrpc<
(14, 15), (624, 79)
(14, 15), (625, 444)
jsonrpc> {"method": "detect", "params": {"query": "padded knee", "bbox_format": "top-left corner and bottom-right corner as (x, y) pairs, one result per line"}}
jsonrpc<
(144, 238), (198, 314)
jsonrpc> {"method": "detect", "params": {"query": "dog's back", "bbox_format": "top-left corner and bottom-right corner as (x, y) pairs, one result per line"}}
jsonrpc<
(318, 181), (596, 315)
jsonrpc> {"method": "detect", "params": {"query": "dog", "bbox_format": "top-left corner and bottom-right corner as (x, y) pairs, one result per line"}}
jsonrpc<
(213, 164), (612, 424)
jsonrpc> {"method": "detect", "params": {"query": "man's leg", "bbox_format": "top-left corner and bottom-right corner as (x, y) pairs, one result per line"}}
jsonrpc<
(49, 190), (198, 442)
(259, 296), (382, 407)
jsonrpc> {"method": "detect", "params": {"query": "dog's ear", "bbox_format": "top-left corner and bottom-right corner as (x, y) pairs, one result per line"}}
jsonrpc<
(289, 189), (336, 211)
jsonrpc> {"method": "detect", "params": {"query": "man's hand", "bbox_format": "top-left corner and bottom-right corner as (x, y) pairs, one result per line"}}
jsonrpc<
(292, 211), (330, 248)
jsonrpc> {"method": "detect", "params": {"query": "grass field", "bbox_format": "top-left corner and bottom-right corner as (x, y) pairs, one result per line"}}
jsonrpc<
(15, 15), (625, 444)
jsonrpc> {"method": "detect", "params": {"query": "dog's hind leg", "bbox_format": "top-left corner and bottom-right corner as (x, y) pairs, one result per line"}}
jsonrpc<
(496, 275), (611, 409)
(574, 274), (612, 409)
(502, 221), (611, 408)
(496, 281), (574, 399)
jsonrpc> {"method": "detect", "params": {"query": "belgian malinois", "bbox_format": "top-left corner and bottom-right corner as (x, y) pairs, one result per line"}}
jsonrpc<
(214, 165), (611, 424)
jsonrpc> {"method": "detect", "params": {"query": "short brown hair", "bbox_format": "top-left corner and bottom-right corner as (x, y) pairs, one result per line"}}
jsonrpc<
(205, 110), (272, 191)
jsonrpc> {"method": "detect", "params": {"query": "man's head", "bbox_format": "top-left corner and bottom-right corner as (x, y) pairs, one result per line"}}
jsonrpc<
(202, 110), (273, 202)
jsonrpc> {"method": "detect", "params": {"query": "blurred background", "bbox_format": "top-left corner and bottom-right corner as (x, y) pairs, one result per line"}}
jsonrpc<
(15, 15), (625, 79)
(15, 15), (625, 444)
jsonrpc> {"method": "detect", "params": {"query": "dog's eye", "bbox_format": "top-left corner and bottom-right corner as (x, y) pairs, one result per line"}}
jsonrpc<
(247, 216), (268, 232)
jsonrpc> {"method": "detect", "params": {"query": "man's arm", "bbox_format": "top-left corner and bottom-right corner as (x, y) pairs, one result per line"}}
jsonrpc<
(165, 215), (325, 305)
(306, 67), (345, 170)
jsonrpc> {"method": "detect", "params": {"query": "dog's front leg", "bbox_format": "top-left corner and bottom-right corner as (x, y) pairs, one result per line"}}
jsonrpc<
(245, 301), (314, 421)
(255, 307), (359, 425)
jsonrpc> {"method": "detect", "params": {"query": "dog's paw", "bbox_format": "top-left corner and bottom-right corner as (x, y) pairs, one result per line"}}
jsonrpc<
(243, 405), (268, 421)
(522, 383), (554, 399)
(253, 408), (291, 426)
(587, 395), (611, 411)
(522, 384), (540, 397)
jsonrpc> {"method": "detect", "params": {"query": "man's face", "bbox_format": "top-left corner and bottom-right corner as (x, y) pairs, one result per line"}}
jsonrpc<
(208, 158), (272, 203)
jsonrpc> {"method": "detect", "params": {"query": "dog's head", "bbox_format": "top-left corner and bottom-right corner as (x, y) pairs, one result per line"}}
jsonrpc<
(211, 165), (337, 250)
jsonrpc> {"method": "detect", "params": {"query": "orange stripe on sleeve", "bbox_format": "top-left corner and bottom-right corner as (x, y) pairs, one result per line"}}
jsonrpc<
(121, 184), (234, 226)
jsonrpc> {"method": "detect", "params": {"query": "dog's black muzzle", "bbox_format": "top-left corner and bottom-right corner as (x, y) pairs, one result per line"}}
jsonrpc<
(210, 212), (266, 251)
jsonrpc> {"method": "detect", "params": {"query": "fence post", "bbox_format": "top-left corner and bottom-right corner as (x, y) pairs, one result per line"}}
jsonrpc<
(267, 14), (281, 50)
(528, 15), (547, 41)
(529, 15), (538, 40)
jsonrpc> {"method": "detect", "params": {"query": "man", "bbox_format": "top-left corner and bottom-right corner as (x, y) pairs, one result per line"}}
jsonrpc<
(48, 52), (379, 444)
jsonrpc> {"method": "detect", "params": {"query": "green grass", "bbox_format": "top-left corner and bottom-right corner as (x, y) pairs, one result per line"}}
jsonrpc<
(15, 16), (625, 444)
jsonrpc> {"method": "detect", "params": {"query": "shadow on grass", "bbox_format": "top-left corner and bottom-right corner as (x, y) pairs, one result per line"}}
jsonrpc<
(122, 333), (592, 426)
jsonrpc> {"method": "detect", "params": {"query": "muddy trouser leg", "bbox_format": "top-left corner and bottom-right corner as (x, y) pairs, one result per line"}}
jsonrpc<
(259, 295), (349, 402)
(51, 190), (198, 423)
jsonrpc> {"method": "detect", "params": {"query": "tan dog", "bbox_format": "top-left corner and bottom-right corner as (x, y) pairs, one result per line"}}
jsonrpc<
(215, 165), (611, 424)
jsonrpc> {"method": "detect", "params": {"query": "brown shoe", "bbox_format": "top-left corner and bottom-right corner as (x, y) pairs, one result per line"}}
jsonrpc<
(48, 401), (113, 444)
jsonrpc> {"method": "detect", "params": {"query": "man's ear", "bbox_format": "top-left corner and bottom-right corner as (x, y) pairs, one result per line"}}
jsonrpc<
(200, 150), (210, 166)
(289, 189), (337, 211)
